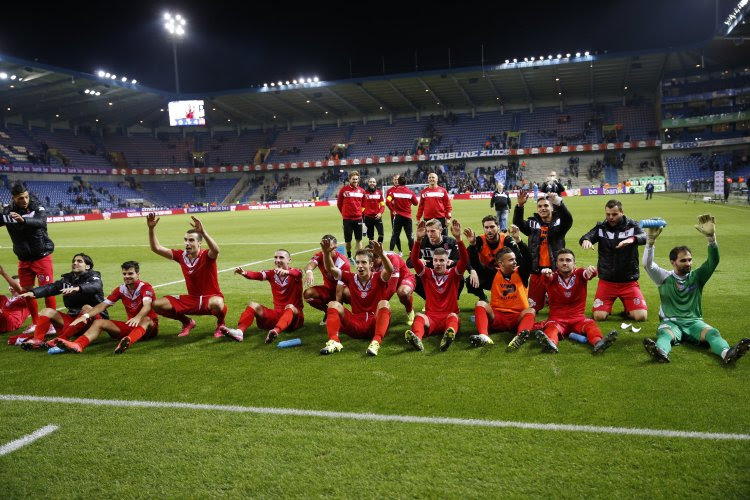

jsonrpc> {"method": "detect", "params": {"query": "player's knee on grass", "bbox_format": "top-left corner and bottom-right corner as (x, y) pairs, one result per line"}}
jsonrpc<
(593, 311), (609, 321)
(628, 309), (647, 322)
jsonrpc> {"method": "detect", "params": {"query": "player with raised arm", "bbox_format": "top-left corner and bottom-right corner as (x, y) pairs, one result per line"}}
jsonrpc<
(465, 225), (537, 349)
(580, 199), (648, 322)
(17, 253), (104, 350)
(337, 171), (366, 260)
(146, 213), (227, 337)
(220, 249), (304, 344)
(53, 261), (157, 354)
(405, 219), (467, 352)
(534, 249), (618, 354)
(0, 183), (56, 334)
(0, 264), (30, 337)
(303, 234), (350, 324)
(320, 238), (393, 356)
(467, 215), (518, 302)
(513, 189), (573, 312)
(641, 214), (749, 364)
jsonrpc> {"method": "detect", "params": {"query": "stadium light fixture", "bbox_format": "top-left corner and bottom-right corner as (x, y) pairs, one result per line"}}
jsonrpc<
(95, 91), (101, 96)
(584, 51), (590, 56)
(513, 58), (517, 63)
(555, 77), (559, 81)
(624, 85), (628, 90)
(10, 75), (17, 80)
(286, 80), (290, 85)
(270, 83), (275, 87)
(111, 75), (116, 80)
(524, 57), (528, 62)
(6, 107), (10, 111)
(97, 70), (105, 77)
(105, 72), (110, 78)
(293, 79), (298, 84)
(108, 102), (113, 106)
(0, 73), (6, 79)
(557, 54), (562, 58)
(277, 81), (282, 86)
(55, 114), (59, 118)
(163, 12), (187, 93)
(160, 108), (164, 112)
(558, 92), (562, 95)
(84, 89), (90, 94)
(313, 77), (319, 82)
(140, 120), (143, 123)
(504, 59), (509, 64)
(121, 76), (127, 82)
(566, 53), (571, 58)
(548, 55), (552, 60)
(131, 79), (137, 84)
(95, 119), (99, 122)
(307, 78), (312, 83)
(530, 57), (535, 61)
(575, 52), (581, 57)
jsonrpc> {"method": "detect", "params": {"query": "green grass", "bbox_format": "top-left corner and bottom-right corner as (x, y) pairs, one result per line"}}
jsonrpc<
(1, 194), (749, 498)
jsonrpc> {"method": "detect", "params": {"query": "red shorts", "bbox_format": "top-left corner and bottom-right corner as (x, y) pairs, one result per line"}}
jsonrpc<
(165, 294), (223, 315)
(421, 312), (459, 337)
(106, 319), (159, 340)
(307, 285), (336, 308)
(527, 273), (547, 312)
(17, 254), (54, 288)
(399, 274), (416, 292)
(543, 317), (595, 337)
(339, 310), (377, 339)
(488, 309), (525, 333)
(255, 306), (304, 332)
(593, 280), (647, 314)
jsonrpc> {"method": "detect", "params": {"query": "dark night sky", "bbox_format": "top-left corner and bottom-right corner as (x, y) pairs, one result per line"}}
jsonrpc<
(0, 1), (732, 93)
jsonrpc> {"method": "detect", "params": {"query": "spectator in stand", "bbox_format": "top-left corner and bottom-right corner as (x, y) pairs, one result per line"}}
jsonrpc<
(490, 182), (512, 231)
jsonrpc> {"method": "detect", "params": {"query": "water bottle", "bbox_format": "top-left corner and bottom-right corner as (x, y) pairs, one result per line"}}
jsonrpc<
(569, 333), (588, 344)
(277, 338), (302, 348)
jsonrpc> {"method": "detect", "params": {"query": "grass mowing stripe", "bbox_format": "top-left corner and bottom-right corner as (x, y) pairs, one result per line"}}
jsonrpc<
(0, 424), (59, 456)
(151, 246), (320, 289)
(2, 394), (747, 442)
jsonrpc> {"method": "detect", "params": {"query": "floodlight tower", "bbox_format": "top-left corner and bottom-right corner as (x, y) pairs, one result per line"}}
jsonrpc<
(163, 12), (186, 93)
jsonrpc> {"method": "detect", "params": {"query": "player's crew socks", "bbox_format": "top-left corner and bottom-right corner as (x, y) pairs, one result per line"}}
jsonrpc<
(237, 307), (256, 332)
(445, 315), (459, 334)
(582, 323), (603, 345)
(543, 325), (560, 345)
(373, 308), (391, 343)
(27, 297), (39, 323)
(129, 326), (146, 343)
(474, 305), (489, 335)
(517, 312), (535, 333)
(326, 307), (341, 342)
(32, 316), (52, 341)
(74, 336), (91, 350)
(704, 329), (730, 356)
(58, 320), (88, 340)
(656, 333), (673, 354)
(412, 315), (426, 339)
(275, 308), (295, 332)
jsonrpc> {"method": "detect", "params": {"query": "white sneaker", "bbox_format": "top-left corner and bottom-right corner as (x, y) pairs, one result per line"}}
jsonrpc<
(22, 324), (36, 335)
(320, 339), (343, 355)
(220, 325), (244, 342)
(47, 325), (56, 336)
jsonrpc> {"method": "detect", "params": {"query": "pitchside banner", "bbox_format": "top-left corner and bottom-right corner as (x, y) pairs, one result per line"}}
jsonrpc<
(714, 171), (725, 197)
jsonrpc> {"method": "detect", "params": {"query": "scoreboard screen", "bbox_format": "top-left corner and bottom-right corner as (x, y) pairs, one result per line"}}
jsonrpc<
(168, 100), (206, 126)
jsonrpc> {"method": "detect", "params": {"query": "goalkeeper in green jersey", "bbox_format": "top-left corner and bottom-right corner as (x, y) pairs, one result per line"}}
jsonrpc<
(641, 214), (750, 365)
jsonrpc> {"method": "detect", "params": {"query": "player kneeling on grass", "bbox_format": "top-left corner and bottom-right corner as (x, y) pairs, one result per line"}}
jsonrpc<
(535, 249), (618, 355)
(465, 225), (537, 349)
(147, 213), (227, 338)
(0, 264), (31, 340)
(53, 261), (158, 355)
(405, 219), (467, 352)
(221, 249), (304, 344)
(320, 238), (393, 356)
(641, 214), (749, 365)
(16, 253), (104, 350)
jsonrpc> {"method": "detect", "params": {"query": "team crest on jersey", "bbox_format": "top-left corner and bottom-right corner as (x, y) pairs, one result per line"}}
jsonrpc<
(432, 273), (450, 293)
(564, 291), (571, 298)
(593, 298), (604, 308)
(353, 275), (372, 298)
(274, 274), (289, 288)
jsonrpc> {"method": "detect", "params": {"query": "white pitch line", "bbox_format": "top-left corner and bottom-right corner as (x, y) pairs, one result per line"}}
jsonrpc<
(0, 424), (59, 456)
(0, 394), (746, 442)
(151, 247), (320, 289)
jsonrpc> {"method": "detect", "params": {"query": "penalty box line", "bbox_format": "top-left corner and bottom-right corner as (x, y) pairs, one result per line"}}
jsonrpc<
(1, 394), (747, 442)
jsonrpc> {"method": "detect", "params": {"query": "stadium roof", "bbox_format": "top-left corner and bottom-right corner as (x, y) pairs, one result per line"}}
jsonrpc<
(1, 39), (748, 129)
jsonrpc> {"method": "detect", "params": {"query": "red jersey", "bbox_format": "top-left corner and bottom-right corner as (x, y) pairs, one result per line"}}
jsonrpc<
(373, 252), (412, 284)
(338, 269), (390, 314)
(171, 249), (222, 297)
(411, 239), (468, 315)
(0, 294), (30, 332)
(310, 251), (350, 290)
(337, 185), (366, 220)
(243, 268), (304, 311)
(544, 268), (595, 322)
(362, 190), (385, 217)
(417, 186), (452, 220)
(104, 281), (158, 321)
(385, 186), (418, 218)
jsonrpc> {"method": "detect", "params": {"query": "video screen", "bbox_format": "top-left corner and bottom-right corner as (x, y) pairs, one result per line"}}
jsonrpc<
(168, 100), (205, 126)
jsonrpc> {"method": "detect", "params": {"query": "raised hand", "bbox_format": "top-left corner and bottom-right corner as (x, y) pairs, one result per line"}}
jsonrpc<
(517, 189), (529, 207)
(463, 227), (476, 246)
(371, 241), (384, 257)
(450, 219), (462, 239)
(234, 267), (245, 275)
(509, 224), (521, 243)
(415, 220), (427, 240)
(694, 214), (716, 240)
(146, 212), (160, 228)
(190, 216), (205, 234)
(581, 240), (594, 250)
(645, 227), (663, 245)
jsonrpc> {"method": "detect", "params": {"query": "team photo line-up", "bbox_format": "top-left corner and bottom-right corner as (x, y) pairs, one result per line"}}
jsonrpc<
(1, 174), (748, 364)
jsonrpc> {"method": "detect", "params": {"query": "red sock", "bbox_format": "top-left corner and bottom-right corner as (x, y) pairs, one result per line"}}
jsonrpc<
(326, 307), (341, 342)
(214, 304), (227, 325)
(27, 297), (39, 323)
(74, 335), (91, 350)
(275, 309), (295, 333)
(372, 308), (391, 343)
(582, 322), (603, 346)
(59, 319), (88, 340)
(129, 326), (146, 343)
(32, 316), (52, 341)
(45, 296), (56, 310)
(445, 315), (459, 334)
(517, 312), (535, 333)
(237, 307), (256, 332)
(543, 324), (560, 345)
(412, 314), (426, 339)
(474, 305), (489, 335)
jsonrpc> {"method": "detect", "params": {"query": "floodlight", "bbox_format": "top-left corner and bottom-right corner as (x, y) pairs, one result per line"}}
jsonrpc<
(10, 75), (16, 80)
(313, 76), (319, 82)
(307, 78), (312, 83)
(121, 76), (127, 82)
(111, 75), (116, 80)
(293, 80), (298, 84)
(131, 79), (137, 84)
(513, 58), (517, 63)
(0, 73), (7, 79)
(556, 54), (561, 58)
(504, 59), (509, 64)
(97, 70), (105, 77)
(85, 89), (90, 94)
(524, 57), (528, 62)
(286, 80), (290, 85)
(584, 51), (590, 56)
(277, 81), (282, 85)
(566, 53), (571, 57)
(105, 72), (110, 78)
(95, 91), (101, 96)
(575, 52), (581, 57)
(270, 83), (275, 86)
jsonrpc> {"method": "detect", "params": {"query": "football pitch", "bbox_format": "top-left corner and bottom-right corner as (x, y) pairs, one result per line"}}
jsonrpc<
(1, 194), (749, 498)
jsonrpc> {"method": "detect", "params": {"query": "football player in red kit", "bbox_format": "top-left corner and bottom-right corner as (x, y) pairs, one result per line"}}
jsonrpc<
(221, 249), (304, 344)
(405, 219), (468, 352)
(535, 248), (618, 354)
(303, 234), (350, 324)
